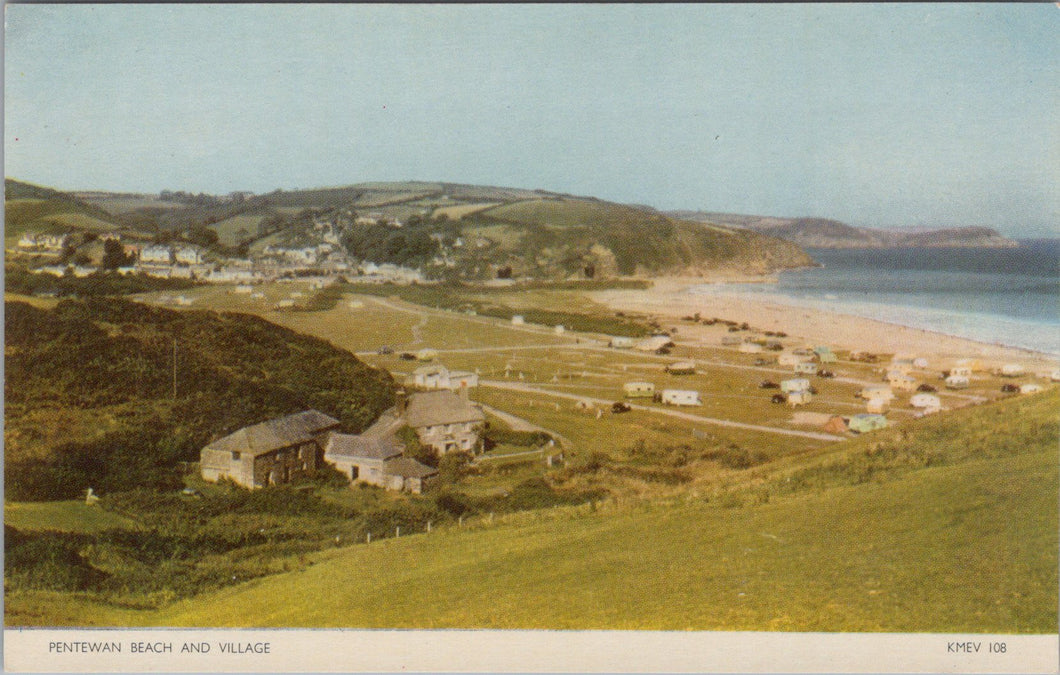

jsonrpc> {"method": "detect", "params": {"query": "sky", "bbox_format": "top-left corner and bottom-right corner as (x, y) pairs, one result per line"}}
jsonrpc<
(5, 4), (1058, 236)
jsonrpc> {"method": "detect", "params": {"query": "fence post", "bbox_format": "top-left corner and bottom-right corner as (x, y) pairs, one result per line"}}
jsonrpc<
(396, 526), (401, 538)
(427, 520), (432, 533)
(367, 532), (371, 544)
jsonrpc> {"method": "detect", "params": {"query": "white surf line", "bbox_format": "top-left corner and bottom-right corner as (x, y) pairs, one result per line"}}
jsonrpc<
(479, 380), (845, 442)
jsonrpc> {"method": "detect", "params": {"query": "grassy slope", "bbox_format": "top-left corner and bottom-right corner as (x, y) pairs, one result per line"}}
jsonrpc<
(37, 390), (1052, 632)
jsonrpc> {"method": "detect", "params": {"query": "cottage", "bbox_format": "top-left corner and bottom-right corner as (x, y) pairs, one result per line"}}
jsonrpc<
(787, 390), (813, 407)
(1019, 383), (1043, 395)
(848, 414), (888, 434)
(403, 389), (485, 454)
(200, 410), (341, 489)
(858, 385), (894, 401)
(623, 381), (656, 398)
(511, 315), (525, 326)
(324, 418), (404, 487)
(609, 336), (634, 349)
(793, 362), (818, 375)
(813, 346), (837, 363)
(738, 342), (764, 354)
(780, 378), (811, 393)
(660, 389), (701, 406)
(945, 375), (970, 390)
(665, 361), (696, 375)
(949, 366), (973, 378)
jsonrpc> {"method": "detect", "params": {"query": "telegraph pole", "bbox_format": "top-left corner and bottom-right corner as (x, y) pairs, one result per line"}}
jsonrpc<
(172, 336), (178, 399)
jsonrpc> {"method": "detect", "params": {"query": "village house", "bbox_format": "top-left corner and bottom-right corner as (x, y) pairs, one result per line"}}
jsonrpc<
(18, 232), (71, 251)
(511, 315), (526, 326)
(886, 372), (918, 392)
(778, 353), (809, 367)
(787, 390), (813, 407)
(945, 374), (970, 390)
(323, 414), (438, 494)
(1019, 383), (1043, 395)
(199, 410), (341, 489)
(865, 397), (889, 414)
(402, 389), (485, 454)
(174, 246), (205, 265)
(858, 385), (895, 402)
(406, 364), (478, 391)
(738, 342), (763, 354)
(140, 244), (174, 264)
(608, 336), (634, 349)
(998, 363), (1025, 377)
(910, 393), (942, 413)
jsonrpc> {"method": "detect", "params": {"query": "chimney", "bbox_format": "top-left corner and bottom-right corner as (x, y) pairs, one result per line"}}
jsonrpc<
(396, 389), (408, 416)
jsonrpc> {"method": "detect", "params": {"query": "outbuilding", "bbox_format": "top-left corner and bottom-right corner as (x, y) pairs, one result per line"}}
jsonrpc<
(813, 346), (837, 363)
(865, 398), (889, 414)
(999, 364), (1025, 377)
(1020, 383), (1043, 395)
(787, 390), (813, 407)
(910, 393), (941, 412)
(945, 375), (970, 390)
(609, 336), (634, 349)
(859, 385), (894, 401)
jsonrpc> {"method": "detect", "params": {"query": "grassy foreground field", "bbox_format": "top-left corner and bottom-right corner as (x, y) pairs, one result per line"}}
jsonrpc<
(9, 390), (1056, 631)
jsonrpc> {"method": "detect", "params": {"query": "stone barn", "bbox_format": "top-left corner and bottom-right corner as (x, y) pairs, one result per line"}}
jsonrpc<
(200, 410), (340, 489)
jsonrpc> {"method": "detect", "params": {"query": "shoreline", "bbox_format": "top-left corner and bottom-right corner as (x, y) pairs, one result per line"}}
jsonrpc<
(590, 275), (1058, 371)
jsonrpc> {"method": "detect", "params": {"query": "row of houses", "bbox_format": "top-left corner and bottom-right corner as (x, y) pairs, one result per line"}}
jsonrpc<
(200, 389), (486, 493)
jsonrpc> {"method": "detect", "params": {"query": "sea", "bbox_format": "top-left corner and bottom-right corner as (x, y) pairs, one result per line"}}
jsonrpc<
(688, 239), (1060, 356)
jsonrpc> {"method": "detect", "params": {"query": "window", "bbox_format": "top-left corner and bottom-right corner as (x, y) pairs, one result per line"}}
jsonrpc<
(231, 451), (241, 460)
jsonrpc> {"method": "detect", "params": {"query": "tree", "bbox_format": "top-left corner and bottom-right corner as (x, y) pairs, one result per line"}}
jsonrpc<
(101, 239), (130, 270)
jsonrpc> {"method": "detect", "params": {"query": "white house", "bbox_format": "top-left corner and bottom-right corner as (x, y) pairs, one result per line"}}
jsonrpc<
(793, 362), (818, 375)
(140, 245), (173, 264)
(665, 361), (696, 375)
(738, 342), (763, 354)
(1020, 383), (1043, 395)
(609, 336), (634, 349)
(660, 389), (701, 406)
(174, 246), (205, 264)
(511, 315), (525, 326)
(865, 397), (889, 414)
(407, 364), (478, 391)
(788, 390), (813, 407)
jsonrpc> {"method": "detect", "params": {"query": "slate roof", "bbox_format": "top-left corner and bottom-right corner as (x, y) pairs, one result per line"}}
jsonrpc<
(383, 457), (439, 479)
(404, 390), (485, 428)
(204, 410), (340, 457)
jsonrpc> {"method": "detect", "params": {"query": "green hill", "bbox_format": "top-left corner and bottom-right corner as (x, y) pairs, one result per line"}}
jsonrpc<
(4, 179), (122, 243)
(4, 298), (395, 498)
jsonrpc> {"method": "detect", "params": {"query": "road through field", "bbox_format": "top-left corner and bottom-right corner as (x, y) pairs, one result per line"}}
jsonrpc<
(480, 380), (845, 442)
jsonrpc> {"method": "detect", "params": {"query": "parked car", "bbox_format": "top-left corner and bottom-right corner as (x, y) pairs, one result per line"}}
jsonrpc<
(611, 401), (632, 414)
(916, 383), (937, 392)
(759, 380), (780, 389)
(399, 352), (416, 361)
(817, 370), (835, 378)
(770, 393), (788, 404)
(753, 358), (771, 366)
(1001, 383), (1020, 393)
(655, 347), (672, 355)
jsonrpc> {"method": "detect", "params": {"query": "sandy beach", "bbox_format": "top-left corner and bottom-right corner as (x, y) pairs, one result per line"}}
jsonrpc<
(590, 276), (1058, 373)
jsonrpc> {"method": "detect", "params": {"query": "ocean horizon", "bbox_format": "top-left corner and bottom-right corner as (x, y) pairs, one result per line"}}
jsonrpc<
(688, 239), (1060, 357)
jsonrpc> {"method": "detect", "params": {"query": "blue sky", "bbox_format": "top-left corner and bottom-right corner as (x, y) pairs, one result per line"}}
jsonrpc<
(5, 4), (1058, 235)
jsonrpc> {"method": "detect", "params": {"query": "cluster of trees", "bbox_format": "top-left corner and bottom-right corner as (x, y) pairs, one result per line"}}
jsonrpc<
(5, 299), (396, 500)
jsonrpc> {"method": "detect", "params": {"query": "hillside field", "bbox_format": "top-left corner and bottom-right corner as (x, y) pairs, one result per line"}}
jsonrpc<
(8, 389), (1056, 631)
